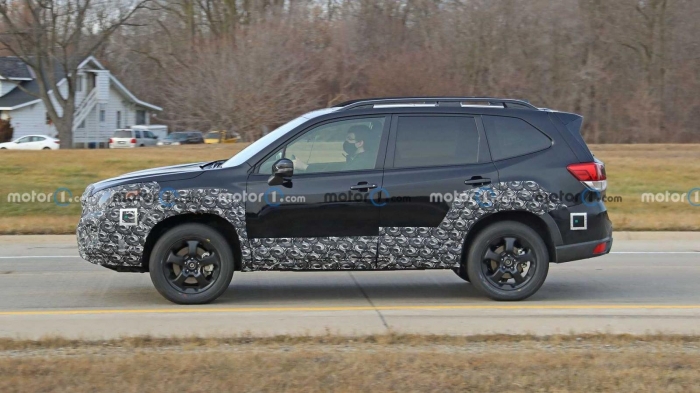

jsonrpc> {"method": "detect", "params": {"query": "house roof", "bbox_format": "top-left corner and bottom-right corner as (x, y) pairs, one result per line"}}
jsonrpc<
(0, 79), (41, 108)
(0, 57), (33, 80)
(0, 58), (66, 110)
(0, 56), (161, 111)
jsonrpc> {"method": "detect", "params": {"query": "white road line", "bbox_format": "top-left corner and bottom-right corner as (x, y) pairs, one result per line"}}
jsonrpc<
(610, 252), (700, 254)
(0, 256), (79, 259)
(0, 251), (698, 259)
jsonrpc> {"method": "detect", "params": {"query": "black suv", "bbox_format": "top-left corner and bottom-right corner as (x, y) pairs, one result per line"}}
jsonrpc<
(78, 97), (613, 304)
(159, 131), (204, 145)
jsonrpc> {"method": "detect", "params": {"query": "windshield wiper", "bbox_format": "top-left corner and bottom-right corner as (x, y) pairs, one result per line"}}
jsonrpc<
(200, 160), (225, 169)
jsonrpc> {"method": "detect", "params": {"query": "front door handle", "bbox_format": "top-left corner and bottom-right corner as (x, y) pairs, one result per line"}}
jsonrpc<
(350, 182), (378, 191)
(464, 177), (491, 186)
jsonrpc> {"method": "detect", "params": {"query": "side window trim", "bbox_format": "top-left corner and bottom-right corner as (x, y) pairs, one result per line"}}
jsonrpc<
(253, 115), (391, 175)
(384, 114), (489, 170)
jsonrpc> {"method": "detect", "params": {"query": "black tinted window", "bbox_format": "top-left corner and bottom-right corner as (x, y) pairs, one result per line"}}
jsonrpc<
(394, 116), (479, 168)
(483, 116), (551, 160)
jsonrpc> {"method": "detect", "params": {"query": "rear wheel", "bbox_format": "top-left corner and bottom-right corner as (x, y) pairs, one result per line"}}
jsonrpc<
(467, 221), (549, 301)
(42, 147), (51, 150)
(149, 223), (234, 304)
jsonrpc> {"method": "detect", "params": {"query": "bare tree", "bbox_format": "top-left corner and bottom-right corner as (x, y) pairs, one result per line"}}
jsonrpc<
(104, 0), (700, 143)
(0, 0), (153, 148)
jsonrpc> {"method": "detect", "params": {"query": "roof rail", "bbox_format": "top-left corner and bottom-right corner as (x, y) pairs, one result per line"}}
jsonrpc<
(337, 97), (538, 111)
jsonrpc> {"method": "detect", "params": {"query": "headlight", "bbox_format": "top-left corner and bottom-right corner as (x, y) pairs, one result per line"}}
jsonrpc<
(97, 189), (116, 207)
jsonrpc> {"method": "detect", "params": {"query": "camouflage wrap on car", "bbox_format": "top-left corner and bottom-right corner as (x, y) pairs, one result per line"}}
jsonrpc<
(248, 236), (378, 270)
(77, 181), (562, 271)
(376, 181), (562, 269)
(77, 182), (253, 270)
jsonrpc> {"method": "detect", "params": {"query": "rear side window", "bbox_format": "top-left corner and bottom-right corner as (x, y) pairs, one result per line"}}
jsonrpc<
(483, 116), (551, 160)
(113, 130), (131, 138)
(394, 116), (479, 168)
(134, 131), (142, 138)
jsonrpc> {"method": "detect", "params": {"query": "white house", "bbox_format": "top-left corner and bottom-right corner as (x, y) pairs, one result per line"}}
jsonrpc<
(0, 56), (161, 147)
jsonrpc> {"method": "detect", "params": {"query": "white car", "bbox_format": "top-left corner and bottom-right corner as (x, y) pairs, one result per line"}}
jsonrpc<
(109, 129), (159, 148)
(0, 135), (60, 150)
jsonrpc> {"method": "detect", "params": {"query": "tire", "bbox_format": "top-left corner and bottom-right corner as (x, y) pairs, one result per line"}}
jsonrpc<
(43, 147), (51, 150)
(140, 144), (145, 147)
(149, 223), (234, 304)
(466, 221), (549, 301)
(452, 265), (470, 282)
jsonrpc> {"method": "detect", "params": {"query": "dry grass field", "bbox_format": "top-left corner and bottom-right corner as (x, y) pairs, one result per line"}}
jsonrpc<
(0, 334), (698, 392)
(0, 143), (698, 234)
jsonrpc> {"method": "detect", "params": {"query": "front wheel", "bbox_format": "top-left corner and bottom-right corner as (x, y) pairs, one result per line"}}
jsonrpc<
(149, 223), (234, 304)
(467, 221), (549, 301)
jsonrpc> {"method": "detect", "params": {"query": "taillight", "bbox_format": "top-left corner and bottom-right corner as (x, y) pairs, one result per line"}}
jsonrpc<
(130, 138), (137, 144)
(54, 140), (60, 144)
(108, 138), (113, 144)
(567, 162), (607, 191)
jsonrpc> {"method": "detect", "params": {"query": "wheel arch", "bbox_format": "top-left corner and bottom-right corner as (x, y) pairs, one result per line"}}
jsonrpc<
(141, 213), (243, 272)
(462, 210), (560, 264)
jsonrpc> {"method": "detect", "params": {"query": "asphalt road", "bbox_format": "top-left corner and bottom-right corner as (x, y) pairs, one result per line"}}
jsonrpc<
(0, 233), (699, 339)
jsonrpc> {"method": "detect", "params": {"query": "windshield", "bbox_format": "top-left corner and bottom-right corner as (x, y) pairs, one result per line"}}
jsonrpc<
(113, 130), (132, 138)
(222, 108), (339, 168)
(205, 132), (220, 139)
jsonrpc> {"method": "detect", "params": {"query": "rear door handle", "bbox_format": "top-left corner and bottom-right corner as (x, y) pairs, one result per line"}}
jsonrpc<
(350, 183), (378, 191)
(464, 177), (491, 186)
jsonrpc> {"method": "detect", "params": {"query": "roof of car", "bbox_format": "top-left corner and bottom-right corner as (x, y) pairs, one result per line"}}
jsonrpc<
(336, 96), (539, 110)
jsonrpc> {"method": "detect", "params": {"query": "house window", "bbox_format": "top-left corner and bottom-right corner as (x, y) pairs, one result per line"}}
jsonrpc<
(99, 110), (106, 123)
(76, 76), (83, 92)
(78, 120), (86, 129)
(136, 110), (146, 125)
(116, 111), (121, 128)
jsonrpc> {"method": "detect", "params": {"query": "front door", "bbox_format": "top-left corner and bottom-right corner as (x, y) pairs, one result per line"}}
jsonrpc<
(245, 115), (390, 270)
(378, 114), (499, 269)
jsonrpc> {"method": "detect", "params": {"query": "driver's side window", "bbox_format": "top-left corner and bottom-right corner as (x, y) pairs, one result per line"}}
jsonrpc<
(259, 117), (385, 175)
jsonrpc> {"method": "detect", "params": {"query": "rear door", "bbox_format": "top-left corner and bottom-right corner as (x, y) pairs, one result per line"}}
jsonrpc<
(378, 114), (498, 269)
(245, 115), (390, 270)
(30, 136), (47, 150)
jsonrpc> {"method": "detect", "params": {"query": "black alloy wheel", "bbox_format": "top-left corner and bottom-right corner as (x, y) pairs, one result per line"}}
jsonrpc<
(163, 238), (221, 294)
(480, 236), (536, 290)
(150, 223), (234, 304)
(467, 221), (549, 301)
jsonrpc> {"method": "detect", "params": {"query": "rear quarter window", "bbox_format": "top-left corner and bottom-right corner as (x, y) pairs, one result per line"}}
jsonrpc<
(482, 116), (551, 161)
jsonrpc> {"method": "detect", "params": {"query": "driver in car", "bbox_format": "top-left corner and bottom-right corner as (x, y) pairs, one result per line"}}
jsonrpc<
(292, 125), (375, 172)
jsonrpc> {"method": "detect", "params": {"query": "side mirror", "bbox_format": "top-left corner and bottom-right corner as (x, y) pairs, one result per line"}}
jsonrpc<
(268, 158), (293, 186)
